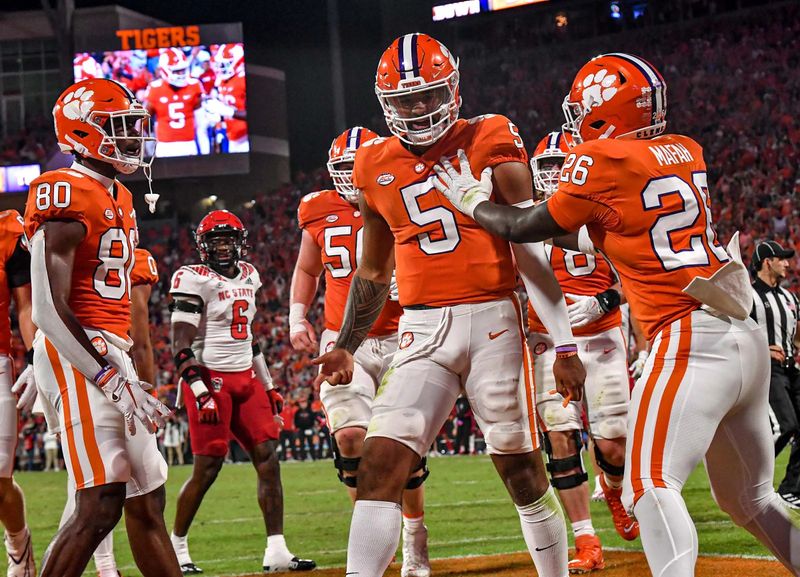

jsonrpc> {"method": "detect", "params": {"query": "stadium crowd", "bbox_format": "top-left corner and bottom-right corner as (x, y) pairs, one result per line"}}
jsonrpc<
(7, 1), (799, 469)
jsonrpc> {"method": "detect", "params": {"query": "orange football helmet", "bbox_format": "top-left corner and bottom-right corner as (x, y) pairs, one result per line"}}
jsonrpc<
(213, 44), (244, 81)
(375, 33), (460, 146)
(327, 126), (379, 203)
(52, 78), (155, 175)
(158, 47), (190, 87)
(562, 53), (667, 144)
(530, 131), (570, 198)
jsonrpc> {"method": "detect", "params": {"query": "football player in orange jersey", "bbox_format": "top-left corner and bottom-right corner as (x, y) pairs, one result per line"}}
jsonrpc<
(57, 247), (162, 577)
(142, 48), (204, 157)
(528, 131), (636, 573)
(436, 52), (800, 577)
(205, 44), (248, 153)
(0, 210), (37, 577)
(24, 77), (176, 577)
(291, 127), (431, 577)
(313, 34), (586, 577)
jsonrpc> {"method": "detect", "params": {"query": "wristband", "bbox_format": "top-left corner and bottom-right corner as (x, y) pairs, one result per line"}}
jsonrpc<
(595, 289), (621, 313)
(180, 364), (203, 383)
(174, 347), (195, 368)
(555, 344), (578, 359)
(94, 364), (117, 388)
(289, 303), (307, 328)
(25, 348), (33, 365)
(190, 379), (210, 398)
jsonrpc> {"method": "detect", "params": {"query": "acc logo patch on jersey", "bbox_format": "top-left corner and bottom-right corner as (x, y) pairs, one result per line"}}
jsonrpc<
(377, 173), (395, 186)
(104, 208), (114, 220)
(326, 215), (339, 223)
(91, 336), (108, 356)
(399, 331), (414, 350)
(533, 342), (548, 355)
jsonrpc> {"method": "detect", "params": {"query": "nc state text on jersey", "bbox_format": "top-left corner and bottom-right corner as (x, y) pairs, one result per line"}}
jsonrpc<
(116, 26), (200, 50)
(218, 288), (254, 301)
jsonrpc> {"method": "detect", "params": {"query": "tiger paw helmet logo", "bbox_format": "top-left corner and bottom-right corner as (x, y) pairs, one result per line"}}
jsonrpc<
(580, 69), (618, 110)
(61, 86), (95, 121)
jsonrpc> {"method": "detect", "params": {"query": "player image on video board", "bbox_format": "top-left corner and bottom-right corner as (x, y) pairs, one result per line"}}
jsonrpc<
(73, 43), (248, 158)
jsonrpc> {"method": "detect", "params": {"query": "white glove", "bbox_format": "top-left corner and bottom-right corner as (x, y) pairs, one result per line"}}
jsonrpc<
(432, 149), (493, 218)
(203, 98), (235, 119)
(95, 366), (170, 435)
(11, 365), (37, 412)
(629, 350), (649, 379)
(564, 293), (605, 328)
(389, 271), (399, 302)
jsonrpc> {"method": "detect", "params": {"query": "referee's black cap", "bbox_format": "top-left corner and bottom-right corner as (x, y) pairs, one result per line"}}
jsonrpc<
(752, 240), (795, 270)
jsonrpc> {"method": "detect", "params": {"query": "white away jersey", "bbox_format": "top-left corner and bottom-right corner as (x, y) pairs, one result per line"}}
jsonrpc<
(169, 261), (262, 371)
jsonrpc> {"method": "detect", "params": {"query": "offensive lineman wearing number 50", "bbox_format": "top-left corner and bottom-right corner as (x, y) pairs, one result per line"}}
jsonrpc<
(434, 52), (800, 577)
(24, 77), (178, 577)
(169, 210), (315, 574)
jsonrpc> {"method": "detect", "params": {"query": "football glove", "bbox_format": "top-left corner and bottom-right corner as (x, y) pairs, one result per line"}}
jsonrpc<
(267, 388), (284, 415)
(196, 391), (219, 425)
(564, 293), (605, 328)
(629, 350), (649, 380)
(432, 149), (493, 219)
(11, 364), (37, 412)
(389, 272), (399, 302)
(95, 365), (170, 435)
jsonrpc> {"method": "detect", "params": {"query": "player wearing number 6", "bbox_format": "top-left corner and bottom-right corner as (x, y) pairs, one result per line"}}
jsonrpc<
(434, 53), (800, 576)
(292, 127), (431, 577)
(24, 77), (178, 577)
(313, 33), (586, 577)
(169, 210), (315, 574)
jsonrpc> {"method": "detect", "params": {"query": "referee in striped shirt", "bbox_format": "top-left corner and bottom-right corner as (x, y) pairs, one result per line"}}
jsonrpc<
(750, 240), (800, 507)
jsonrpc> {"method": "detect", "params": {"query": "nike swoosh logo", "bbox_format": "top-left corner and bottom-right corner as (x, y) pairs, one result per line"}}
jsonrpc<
(535, 542), (558, 551)
(602, 346), (616, 355)
(489, 329), (509, 340)
(623, 522), (636, 534)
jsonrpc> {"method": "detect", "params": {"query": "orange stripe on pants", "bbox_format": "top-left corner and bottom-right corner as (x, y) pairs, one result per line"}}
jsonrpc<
(511, 295), (538, 449)
(630, 325), (672, 504)
(650, 315), (693, 489)
(45, 339), (85, 489)
(72, 369), (106, 487)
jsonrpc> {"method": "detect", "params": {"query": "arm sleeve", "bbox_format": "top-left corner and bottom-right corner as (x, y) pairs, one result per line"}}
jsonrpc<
(511, 240), (575, 347)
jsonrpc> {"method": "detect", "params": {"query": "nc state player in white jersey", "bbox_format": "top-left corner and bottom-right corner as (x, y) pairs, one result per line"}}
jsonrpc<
(169, 210), (315, 574)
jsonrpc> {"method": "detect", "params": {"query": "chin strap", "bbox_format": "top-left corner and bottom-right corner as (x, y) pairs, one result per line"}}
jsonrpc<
(143, 164), (159, 213)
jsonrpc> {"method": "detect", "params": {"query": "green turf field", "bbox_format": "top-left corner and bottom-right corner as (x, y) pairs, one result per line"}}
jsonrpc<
(18, 451), (787, 576)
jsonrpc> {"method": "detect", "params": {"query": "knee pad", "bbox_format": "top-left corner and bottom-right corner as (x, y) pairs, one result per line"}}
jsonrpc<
(484, 424), (529, 454)
(406, 457), (429, 490)
(331, 435), (360, 488)
(541, 431), (588, 491)
(593, 440), (625, 477)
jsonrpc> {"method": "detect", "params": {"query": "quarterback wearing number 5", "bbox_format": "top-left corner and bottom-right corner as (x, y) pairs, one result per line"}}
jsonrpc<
(435, 52), (800, 577)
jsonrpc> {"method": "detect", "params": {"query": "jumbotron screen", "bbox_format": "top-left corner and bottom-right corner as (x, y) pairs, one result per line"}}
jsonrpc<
(73, 43), (248, 159)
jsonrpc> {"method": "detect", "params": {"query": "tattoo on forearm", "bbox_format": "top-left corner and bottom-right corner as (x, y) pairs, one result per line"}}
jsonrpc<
(335, 275), (390, 354)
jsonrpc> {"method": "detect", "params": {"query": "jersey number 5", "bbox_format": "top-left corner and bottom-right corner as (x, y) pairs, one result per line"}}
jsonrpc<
(401, 178), (461, 255)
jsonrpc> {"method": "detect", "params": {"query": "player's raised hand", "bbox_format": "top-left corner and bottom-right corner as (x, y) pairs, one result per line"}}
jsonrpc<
(290, 318), (318, 353)
(432, 149), (493, 218)
(311, 348), (354, 388)
(11, 364), (37, 412)
(553, 353), (586, 404)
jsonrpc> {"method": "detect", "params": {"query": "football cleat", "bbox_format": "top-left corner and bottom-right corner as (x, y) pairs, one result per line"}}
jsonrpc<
(599, 474), (639, 541)
(401, 525), (431, 577)
(591, 477), (606, 502)
(568, 534), (604, 574)
(180, 562), (203, 575)
(5, 529), (35, 577)
(263, 556), (316, 573)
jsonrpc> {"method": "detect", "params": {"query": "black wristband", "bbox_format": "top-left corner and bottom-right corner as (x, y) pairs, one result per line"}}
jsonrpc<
(595, 289), (621, 313)
(181, 364), (203, 383)
(252, 342), (262, 356)
(25, 348), (33, 365)
(174, 347), (195, 368)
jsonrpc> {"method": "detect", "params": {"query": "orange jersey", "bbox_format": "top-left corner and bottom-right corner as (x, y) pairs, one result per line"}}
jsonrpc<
(143, 78), (203, 142)
(131, 248), (159, 287)
(25, 167), (138, 339)
(297, 189), (401, 336)
(352, 115), (526, 307)
(546, 134), (728, 340)
(528, 246), (621, 336)
(215, 75), (246, 141)
(0, 210), (26, 355)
